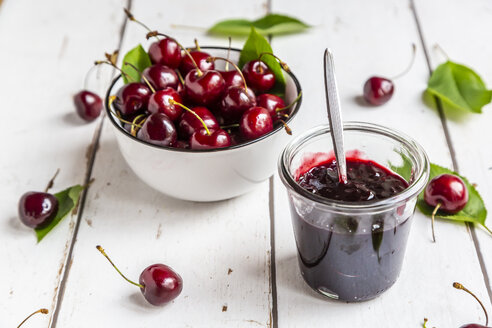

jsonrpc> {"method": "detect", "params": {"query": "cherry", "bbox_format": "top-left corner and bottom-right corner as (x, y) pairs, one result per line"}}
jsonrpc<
(242, 60), (275, 92)
(220, 70), (244, 89)
(179, 50), (214, 77)
(460, 325), (489, 328)
(363, 77), (394, 106)
(184, 69), (225, 106)
(148, 38), (182, 69)
(240, 106), (273, 140)
(453, 282), (489, 328)
(96, 245), (183, 306)
(173, 139), (190, 149)
(18, 192), (58, 229)
(73, 90), (102, 122)
(424, 173), (468, 242)
(147, 87), (183, 121)
(190, 128), (231, 150)
(256, 93), (285, 117)
(172, 103), (219, 139)
(142, 64), (179, 90)
(363, 44), (416, 106)
(219, 86), (256, 122)
(114, 82), (151, 117)
(137, 113), (177, 146)
(16, 308), (49, 328)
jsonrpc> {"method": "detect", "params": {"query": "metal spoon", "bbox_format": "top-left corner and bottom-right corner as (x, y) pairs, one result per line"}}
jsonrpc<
(323, 49), (347, 184)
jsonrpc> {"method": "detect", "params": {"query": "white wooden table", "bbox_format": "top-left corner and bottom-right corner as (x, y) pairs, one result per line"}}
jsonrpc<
(1, 0), (491, 327)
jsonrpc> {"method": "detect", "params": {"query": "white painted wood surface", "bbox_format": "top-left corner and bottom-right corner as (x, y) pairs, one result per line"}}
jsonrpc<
(1, 0), (490, 327)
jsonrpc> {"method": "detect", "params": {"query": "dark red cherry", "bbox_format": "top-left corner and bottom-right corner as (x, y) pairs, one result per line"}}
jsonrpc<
(178, 106), (219, 139)
(148, 38), (182, 69)
(137, 113), (177, 146)
(114, 82), (151, 117)
(142, 64), (179, 90)
(73, 90), (102, 122)
(179, 51), (214, 77)
(173, 140), (190, 149)
(240, 106), (273, 140)
(138, 263), (183, 306)
(242, 60), (275, 92)
(220, 70), (244, 89)
(424, 174), (468, 214)
(18, 192), (59, 228)
(460, 325), (489, 328)
(363, 76), (394, 106)
(219, 86), (256, 122)
(256, 93), (285, 117)
(147, 88), (183, 121)
(184, 69), (225, 106)
(190, 128), (231, 150)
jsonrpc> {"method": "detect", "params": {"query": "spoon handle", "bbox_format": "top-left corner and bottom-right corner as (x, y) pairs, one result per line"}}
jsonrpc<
(323, 49), (347, 184)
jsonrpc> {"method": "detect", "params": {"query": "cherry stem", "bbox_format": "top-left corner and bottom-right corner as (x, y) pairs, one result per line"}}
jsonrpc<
(194, 38), (201, 51)
(169, 99), (211, 136)
(258, 52), (290, 72)
(430, 203), (441, 243)
(44, 168), (60, 193)
(423, 318), (428, 328)
(108, 96), (143, 128)
(83, 64), (99, 90)
(278, 119), (292, 135)
(146, 31), (203, 76)
(207, 56), (248, 92)
(225, 37), (232, 71)
(434, 44), (450, 61)
(130, 114), (147, 137)
(390, 43), (417, 80)
(220, 123), (239, 129)
(176, 69), (185, 85)
(96, 245), (145, 289)
(124, 62), (156, 93)
(453, 282), (488, 326)
(95, 60), (134, 83)
(482, 224), (492, 236)
(123, 8), (159, 41)
(17, 309), (49, 328)
(276, 91), (303, 112)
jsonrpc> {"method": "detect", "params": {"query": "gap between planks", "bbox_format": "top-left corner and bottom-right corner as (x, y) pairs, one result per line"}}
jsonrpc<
(410, 0), (492, 305)
(49, 1), (132, 326)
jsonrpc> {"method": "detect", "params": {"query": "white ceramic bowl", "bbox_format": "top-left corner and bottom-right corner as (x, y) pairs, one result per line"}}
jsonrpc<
(105, 47), (302, 202)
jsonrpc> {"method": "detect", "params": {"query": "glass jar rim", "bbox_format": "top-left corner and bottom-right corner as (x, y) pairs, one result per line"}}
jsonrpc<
(278, 122), (430, 213)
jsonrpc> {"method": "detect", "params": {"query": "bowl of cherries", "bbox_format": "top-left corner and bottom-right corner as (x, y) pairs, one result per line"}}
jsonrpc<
(105, 37), (301, 202)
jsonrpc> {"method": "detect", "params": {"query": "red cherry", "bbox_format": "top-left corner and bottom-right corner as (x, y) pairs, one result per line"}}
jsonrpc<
(148, 38), (182, 69)
(219, 70), (244, 89)
(137, 113), (177, 146)
(73, 90), (102, 122)
(178, 106), (219, 139)
(139, 264), (183, 306)
(460, 325), (489, 328)
(142, 64), (179, 90)
(190, 128), (231, 150)
(240, 106), (273, 140)
(18, 192), (59, 228)
(184, 69), (225, 106)
(242, 60), (275, 92)
(147, 88), (183, 121)
(424, 174), (468, 214)
(179, 51), (214, 77)
(114, 82), (151, 117)
(363, 76), (394, 106)
(219, 86), (256, 122)
(256, 93), (285, 118)
(173, 140), (190, 149)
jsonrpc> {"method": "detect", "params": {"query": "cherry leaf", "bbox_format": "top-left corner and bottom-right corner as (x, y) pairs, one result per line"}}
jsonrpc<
(208, 14), (310, 37)
(416, 163), (490, 235)
(239, 27), (285, 94)
(35, 185), (84, 242)
(426, 61), (492, 113)
(121, 44), (152, 84)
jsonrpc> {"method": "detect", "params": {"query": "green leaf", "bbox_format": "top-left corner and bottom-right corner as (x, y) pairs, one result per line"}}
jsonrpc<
(388, 151), (413, 181)
(35, 185), (84, 242)
(416, 163), (490, 235)
(426, 61), (492, 113)
(121, 44), (152, 84)
(239, 27), (285, 94)
(208, 14), (310, 37)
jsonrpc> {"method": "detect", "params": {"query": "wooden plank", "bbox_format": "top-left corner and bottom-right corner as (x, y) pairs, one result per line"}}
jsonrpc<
(271, 0), (491, 326)
(0, 0), (126, 326)
(414, 0), (492, 301)
(54, 1), (276, 327)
